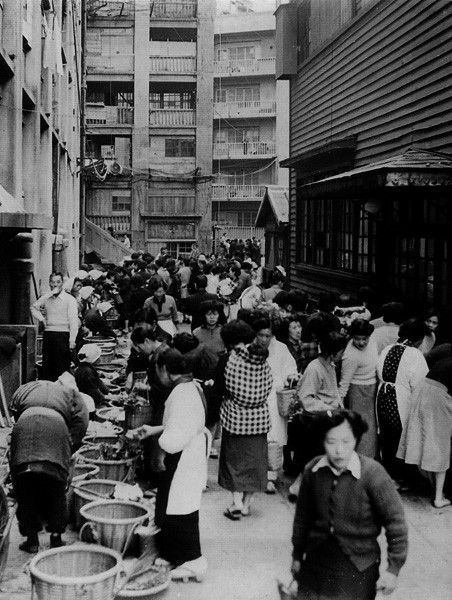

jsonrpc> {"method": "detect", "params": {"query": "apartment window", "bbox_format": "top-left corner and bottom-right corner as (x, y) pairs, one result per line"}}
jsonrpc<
(215, 86), (260, 103)
(228, 46), (256, 61)
(215, 127), (260, 145)
(149, 91), (195, 109)
(112, 194), (131, 213)
(165, 138), (195, 157)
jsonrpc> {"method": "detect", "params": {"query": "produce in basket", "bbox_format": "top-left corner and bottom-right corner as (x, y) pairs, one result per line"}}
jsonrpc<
(125, 566), (170, 592)
(97, 438), (141, 461)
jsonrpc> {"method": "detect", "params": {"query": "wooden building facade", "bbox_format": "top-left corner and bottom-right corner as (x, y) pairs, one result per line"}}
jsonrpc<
(276, 0), (452, 309)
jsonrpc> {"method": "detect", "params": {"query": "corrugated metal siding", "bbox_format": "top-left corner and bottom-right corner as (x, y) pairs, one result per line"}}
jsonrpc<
(290, 0), (452, 164)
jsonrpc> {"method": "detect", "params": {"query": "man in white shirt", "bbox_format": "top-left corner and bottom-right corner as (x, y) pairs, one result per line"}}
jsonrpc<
(31, 272), (79, 381)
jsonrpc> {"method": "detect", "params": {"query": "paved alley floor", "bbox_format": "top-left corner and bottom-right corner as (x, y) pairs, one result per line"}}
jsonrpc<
(0, 456), (451, 600)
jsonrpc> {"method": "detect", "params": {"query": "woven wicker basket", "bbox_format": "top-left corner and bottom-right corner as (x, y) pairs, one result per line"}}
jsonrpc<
(29, 544), (123, 600)
(79, 500), (152, 554)
(276, 388), (296, 418)
(76, 447), (136, 482)
(72, 479), (122, 530)
(67, 464), (100, 520)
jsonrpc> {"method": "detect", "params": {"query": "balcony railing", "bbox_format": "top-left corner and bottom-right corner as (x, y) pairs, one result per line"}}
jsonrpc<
(149, 108), (196, 126)
(214, 100), (276, 119)
(212, 184), (266, 201)
(214, 57), (275, 77)
(213, 141), (276, 159)
(150, 56), (196, 74)
(87, 215), (131, 233)
(151, 2), (197, 19)
(86, 54), (134, 73)
(86, 105), (134, 125)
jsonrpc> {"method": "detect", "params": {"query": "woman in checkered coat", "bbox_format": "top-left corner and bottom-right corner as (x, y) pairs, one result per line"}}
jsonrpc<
(219, 333), (273, 520)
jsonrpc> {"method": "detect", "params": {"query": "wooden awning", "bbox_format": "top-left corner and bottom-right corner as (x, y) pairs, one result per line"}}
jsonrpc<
(299, 148), (452, 198)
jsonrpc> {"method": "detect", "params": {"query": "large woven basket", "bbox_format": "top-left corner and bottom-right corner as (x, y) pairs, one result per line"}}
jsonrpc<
(80, 500), (152, 554)
(67, 464), (100, 519)
(76, 447), (136, 482)
(276, 388), (297, 418)
(29, 544), (123, 600)
(72, 479), (135, 530)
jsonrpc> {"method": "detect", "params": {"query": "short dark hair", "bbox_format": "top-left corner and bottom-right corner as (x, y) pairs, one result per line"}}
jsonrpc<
(251, 315), (272, 333)
(157, 348), (192, 375)
(317, 292), (337, 313)
(220, 320), (255, 347)
(269, 271), (284, 285)
(199, 300), (224, 324)
(348, 319), (374, 338)
(195, 275), (208, 290)
(131, 324), (159, 344)
(317, 409), (368, 444)
(319, 331), (348, 356)
(49, 272), (63, 281)
(398, 318), (428, 344)
(173, 332), (199, 354)
(149, 279), (167, 294)
(382, 302), (404, 325)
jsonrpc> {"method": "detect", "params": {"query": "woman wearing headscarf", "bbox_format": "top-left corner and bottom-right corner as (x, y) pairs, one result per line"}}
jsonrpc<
(74, 344), (110, 407)
(9, 375), (89, 553)
(376, 319), (428, 482)
(127, 349), (210, 582)
(397, 355), (452, 508)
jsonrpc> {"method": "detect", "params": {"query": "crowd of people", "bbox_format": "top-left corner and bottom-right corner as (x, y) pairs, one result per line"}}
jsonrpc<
(9, 245), (452, 598)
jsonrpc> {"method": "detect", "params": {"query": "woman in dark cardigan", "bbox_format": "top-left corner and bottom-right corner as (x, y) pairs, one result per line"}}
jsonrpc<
(291, 409), (408, 600)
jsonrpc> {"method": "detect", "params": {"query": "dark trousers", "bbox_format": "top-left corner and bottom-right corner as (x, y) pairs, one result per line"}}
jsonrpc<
(13, 471), (68, 537)
(42, 331), (71, 381)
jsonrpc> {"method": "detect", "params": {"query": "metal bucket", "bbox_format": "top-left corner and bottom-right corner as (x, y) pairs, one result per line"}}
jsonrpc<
(79, 500), (151, 554)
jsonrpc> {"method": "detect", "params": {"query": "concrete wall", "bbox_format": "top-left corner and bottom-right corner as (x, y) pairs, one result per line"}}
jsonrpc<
(0, 0), (81, 309)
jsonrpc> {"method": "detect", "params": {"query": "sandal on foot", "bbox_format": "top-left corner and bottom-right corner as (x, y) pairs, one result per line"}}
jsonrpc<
(431, 498), (451, 509)
(224, 506), (242, 521)
(171, 557), (207, 583)
(241, 506), (251, 516)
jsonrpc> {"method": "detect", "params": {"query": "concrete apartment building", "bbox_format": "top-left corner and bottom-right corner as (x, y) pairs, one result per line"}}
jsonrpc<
(0, 0), (81, 325)
(212, 1), (289, 238)
(85, 0), (214, 257)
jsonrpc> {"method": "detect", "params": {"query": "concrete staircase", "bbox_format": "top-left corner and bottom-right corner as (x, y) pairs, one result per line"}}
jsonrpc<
(84, 218), (132, 264)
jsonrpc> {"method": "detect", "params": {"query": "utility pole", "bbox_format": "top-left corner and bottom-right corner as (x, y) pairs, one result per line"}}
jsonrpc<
(79, 0), (87, 263)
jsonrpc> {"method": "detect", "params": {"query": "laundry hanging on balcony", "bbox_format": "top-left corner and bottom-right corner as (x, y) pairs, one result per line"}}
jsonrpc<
(42, 12), (64, 75)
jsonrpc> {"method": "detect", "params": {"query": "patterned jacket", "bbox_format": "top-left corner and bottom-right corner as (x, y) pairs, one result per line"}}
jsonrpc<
(221, 346), (273, 435)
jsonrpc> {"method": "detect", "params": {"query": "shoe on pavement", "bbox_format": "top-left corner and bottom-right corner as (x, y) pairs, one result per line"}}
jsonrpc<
(50, 534), (66, 548)
(171, 556), (207, 582)
(266, 481), (277, 494)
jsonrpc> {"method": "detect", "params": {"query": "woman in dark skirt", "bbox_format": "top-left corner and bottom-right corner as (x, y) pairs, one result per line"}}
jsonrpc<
(217, 322), (273, 519)
(291, 410), (408, 600)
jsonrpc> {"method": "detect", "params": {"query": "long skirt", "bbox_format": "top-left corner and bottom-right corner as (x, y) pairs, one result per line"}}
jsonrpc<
(345, 383), (378, 458)
(42, 331), (71, 381)
(155, 451), (201, 566)
(296, 538), (379, 600)
(218, 430), (267, 493)
(397, 378), (452, 472)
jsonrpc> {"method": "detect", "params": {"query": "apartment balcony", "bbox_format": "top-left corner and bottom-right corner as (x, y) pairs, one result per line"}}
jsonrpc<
(151, 2), (197, 19)
(214, 57), (276, 77)
(87, 54), (134, 74)
(150, 56), (196, 75)
(212, 184), (266, 202)
(214, 100), (276, 119)
(149, 108), (196, 127)
(86, 104), (134, 126)
(213, 141), (276, 160)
